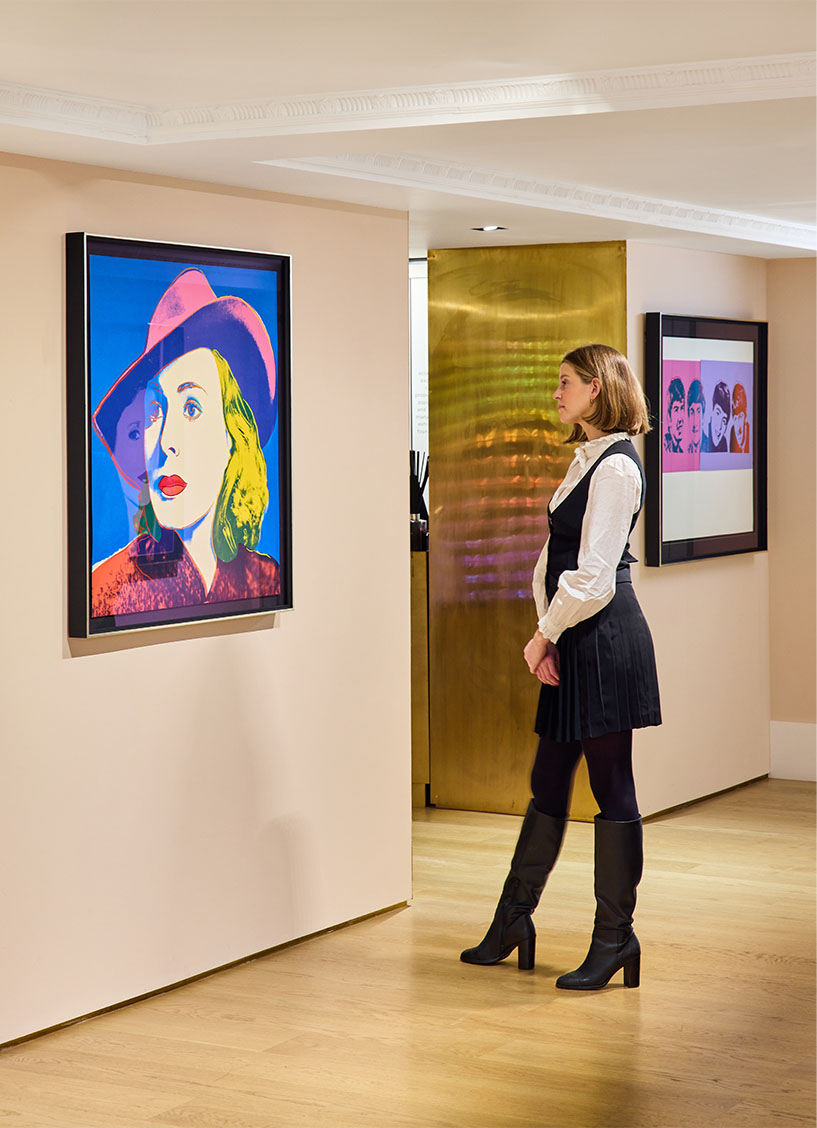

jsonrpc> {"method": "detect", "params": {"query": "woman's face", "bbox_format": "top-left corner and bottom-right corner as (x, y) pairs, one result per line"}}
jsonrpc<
(553, 362), (597, 426)
(144, 348), (231, 532)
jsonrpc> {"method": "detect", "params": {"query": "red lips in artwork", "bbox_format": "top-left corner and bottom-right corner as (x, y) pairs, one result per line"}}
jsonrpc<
(158, 475), (187, 497)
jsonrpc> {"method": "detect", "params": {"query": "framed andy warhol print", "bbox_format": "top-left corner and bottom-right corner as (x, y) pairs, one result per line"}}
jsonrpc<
(644, 312), (767, 566)
(67, 234), (292, 636)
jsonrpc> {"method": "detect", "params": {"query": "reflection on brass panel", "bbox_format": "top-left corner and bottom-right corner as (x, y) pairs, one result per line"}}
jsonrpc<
(428, 243), (627, 816)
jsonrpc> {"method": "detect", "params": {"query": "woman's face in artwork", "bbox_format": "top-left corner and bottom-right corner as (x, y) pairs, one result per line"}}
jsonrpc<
(112, 389), (147, 488)
(554, 363), (598, 425)
(733, 411), (746, 447)
(144, 349), (232, 531)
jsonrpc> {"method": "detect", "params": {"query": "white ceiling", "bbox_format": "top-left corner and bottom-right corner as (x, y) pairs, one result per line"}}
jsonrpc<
(1, 0), (814, 258)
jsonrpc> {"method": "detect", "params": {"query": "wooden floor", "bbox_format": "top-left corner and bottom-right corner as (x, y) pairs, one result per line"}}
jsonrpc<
(0, 779), (814, 1127)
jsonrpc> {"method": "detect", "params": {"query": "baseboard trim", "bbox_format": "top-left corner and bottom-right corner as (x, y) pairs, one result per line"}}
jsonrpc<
(0, 901), (408, 1052)
(644, 774), (770, 822)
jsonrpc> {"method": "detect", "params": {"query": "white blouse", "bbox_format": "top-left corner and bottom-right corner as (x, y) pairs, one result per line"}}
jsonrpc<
(533, 432), (642, 644)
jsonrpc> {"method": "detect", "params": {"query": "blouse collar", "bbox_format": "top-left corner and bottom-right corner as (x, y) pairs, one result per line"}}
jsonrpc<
(574, 431), (630, 468)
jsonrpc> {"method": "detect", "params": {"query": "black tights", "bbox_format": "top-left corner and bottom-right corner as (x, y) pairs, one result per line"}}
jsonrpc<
(530, 730), (639, 822)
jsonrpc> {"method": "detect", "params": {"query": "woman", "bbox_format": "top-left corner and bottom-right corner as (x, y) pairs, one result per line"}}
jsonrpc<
(461, 344), (661, 990)
(91, 269), (280, 617)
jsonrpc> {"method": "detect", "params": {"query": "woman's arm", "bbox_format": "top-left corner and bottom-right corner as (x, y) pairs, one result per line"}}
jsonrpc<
(536, 455), (642, 644)
(526, 527), (555, 680)
(532, 539), (550, 622)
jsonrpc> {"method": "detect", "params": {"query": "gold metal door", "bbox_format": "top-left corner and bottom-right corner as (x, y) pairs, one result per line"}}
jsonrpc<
(427, 242), (627, 816)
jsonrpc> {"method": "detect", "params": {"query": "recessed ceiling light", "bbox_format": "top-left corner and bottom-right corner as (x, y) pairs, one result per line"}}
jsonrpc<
(472, 225), (507, 232)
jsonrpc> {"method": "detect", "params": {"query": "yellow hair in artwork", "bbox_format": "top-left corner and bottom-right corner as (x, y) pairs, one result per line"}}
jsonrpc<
(210, 349), (269, 561)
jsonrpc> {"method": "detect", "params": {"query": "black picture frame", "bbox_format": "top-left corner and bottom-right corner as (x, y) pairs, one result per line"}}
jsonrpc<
(67, 233), (292, 636)
(644, 312), (767, 567)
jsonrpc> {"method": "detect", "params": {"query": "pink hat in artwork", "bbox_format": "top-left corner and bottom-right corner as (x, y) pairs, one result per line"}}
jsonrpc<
(93, 269), (277, 478)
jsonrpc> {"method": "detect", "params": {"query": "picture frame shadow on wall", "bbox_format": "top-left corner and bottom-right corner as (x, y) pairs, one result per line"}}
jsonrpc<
(66, 233), (293, 637)
(644, 312), (768, 567)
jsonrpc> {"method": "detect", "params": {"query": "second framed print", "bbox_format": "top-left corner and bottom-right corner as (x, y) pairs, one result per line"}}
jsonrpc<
(644, 312), (767, 566)
(67, 233), (292, 636)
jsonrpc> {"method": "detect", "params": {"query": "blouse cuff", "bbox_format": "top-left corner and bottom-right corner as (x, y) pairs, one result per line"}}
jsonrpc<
(537, 613), (563, 645)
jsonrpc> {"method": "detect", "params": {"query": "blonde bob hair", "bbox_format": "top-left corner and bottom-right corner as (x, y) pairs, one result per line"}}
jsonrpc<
(561, 344), (651, 443)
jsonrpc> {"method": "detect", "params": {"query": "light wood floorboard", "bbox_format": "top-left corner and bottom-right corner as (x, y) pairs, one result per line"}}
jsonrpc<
(0, 779), (813, 1127)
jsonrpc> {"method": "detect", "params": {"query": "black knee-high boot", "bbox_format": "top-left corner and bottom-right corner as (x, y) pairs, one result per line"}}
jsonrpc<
(556, 815), (643, 990)
(460, 801), (567, 970)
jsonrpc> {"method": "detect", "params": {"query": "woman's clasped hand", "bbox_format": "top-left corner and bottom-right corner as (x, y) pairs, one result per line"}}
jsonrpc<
(523, 634), (561, 685)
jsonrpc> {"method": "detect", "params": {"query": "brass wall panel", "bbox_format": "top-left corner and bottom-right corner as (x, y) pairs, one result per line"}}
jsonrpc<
(410, 551), (430, 808)
(428, 242), (627, 815)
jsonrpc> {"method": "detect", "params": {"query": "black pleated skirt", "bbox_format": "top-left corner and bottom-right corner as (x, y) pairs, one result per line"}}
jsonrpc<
(534, 580), (662, 743)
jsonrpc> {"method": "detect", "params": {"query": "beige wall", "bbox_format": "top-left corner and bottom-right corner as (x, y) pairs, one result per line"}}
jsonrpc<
(767, 257), (816, 778)
(767, 258), (816, 722)
(626, 242), (770, 814)
(0, 154), (412, 1045)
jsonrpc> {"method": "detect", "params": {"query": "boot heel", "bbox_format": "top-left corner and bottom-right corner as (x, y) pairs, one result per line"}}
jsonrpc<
(517, 933), (535, 971)
(623, 956), (640, 988)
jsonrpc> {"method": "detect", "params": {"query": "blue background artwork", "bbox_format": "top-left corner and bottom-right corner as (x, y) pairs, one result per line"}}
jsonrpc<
(88, 253), (282, 570)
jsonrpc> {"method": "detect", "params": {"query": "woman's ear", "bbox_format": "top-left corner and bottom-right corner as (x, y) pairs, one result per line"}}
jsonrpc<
(590, 377), (602, 402)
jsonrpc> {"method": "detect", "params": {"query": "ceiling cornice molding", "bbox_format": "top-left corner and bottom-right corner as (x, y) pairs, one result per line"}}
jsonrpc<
(149, 53), (816, 141)
(0, 81), (147, 142)
(0, 53), (813, 144)
(262, 152), (817, 251)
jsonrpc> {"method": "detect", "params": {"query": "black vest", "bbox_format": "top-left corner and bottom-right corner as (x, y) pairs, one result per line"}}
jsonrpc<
(545, 440), (644, 604)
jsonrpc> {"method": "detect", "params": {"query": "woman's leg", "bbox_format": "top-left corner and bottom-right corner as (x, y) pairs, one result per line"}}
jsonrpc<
(530, 733), (584, 818)
(581, 729), (639, 821)
(556, 729), (643, 991)
(460, 735), (575, 969)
